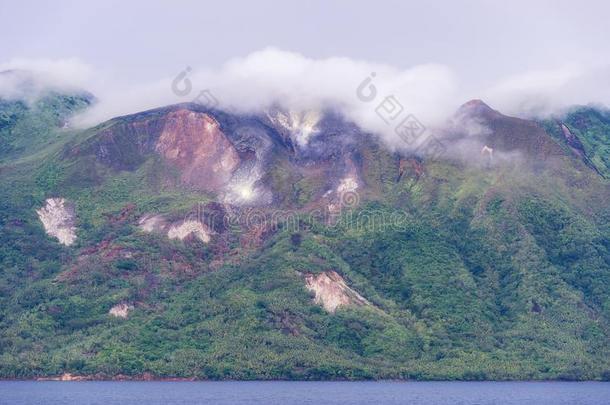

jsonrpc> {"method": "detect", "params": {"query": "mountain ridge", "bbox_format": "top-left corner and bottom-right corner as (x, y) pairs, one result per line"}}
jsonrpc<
(0, 89), (609, 380)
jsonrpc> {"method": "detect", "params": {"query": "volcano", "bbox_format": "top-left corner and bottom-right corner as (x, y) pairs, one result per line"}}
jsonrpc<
(0, 88), (609, 381)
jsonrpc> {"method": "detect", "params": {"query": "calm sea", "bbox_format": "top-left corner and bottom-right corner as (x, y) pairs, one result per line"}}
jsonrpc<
(0, 381), (609, 404)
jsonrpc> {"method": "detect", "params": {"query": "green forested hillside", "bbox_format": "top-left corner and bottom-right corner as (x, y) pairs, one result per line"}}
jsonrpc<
(0, 92), (92, 162)
(0, 96), (609, 380)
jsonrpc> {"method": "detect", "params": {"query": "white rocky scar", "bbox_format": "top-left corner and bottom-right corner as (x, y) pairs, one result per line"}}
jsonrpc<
(267, 109), (321, 147)
(138, 215), (212, 243)
(36, 198), (77, 246)
(167, 220), (211, 243)
(336, 175), (358, 194)
(305, 271), (369, 313)
(109, 303), (133, 318)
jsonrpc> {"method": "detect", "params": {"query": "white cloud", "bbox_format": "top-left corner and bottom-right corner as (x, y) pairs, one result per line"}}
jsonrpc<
(0, 57), (94, 100)
(484, 64), (610, 117)
(72, 47), (460, 151)
(2, 49), (610, 153)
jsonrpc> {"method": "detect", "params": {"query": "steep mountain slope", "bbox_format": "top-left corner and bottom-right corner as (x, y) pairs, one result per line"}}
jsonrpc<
(0, 94), (608, 380)
(540, 105), (610, 178)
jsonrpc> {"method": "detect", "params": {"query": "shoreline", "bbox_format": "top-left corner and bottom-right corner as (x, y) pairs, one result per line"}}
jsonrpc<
(0, 373), (607, 383)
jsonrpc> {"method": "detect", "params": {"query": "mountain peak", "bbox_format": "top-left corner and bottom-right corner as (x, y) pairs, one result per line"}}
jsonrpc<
(461, 99), (489, 108)
(456, 99), (502, 119)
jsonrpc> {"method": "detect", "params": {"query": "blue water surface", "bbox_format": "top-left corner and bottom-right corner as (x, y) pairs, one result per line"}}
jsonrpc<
(1, 381), (609, 405)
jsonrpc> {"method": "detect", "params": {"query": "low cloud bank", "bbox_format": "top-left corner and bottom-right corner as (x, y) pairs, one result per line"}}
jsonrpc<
(484, 64), (610, 117)
(1, 49), (609, 152)
(0, 58), (94, 101)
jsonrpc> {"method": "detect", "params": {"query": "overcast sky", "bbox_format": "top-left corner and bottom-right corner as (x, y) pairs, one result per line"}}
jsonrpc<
(1, 0), (610, 126)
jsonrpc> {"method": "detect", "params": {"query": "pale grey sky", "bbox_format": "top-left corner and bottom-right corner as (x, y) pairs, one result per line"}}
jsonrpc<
(2, 0), (609, 85)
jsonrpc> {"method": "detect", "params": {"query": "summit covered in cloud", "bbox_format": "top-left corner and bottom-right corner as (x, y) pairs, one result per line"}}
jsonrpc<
(3, 48), (610, 156)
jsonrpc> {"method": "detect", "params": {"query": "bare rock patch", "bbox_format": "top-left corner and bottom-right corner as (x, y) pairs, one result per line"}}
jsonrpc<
(305, 271), (369, 313)
(36, 198), (77, 246)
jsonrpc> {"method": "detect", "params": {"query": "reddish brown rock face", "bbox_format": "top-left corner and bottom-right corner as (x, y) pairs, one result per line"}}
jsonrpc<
(155, 110), (240, 190)
(398, 157), (424, 181)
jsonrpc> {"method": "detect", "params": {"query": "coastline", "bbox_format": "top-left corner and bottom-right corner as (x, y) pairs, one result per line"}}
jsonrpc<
(0, 373), (607, 383)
